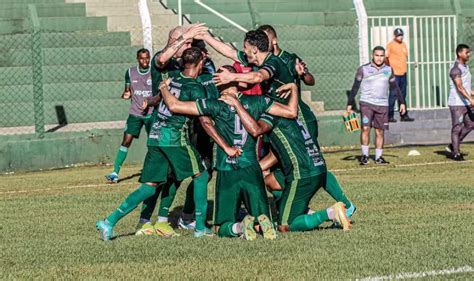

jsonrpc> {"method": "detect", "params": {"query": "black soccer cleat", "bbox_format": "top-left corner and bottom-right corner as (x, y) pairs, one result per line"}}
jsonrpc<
(453, 153), (465, 161)
(400, 115), (414, 122)
(359, 155), (369, 165)
(374, 156), (390, 164)
(388, 117), (397, 123)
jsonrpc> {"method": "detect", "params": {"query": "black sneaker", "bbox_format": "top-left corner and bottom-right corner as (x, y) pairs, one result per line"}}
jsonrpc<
(374, 156), (390, 164)
(388, 117), (397, 123)
(400, 115), (415, 122)
(359, 155), (369, 165)
(453, 153), (465, 161)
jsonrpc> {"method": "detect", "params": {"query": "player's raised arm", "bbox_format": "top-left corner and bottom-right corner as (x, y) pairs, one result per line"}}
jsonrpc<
(199, 116), (241, 157)
(156, 24), (208, 69)
(266, 83), (298, 119)
(259, 149), (278, 172)
(213, 67), (269, 86)
(295, 58), (315, 86)
(201, 32), (238, 61)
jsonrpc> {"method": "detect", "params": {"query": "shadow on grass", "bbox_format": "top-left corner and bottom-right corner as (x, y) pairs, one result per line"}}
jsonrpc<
(341, 154), (399, 161)
(434, 150), (469, 158)
(117, 172), (142, 183)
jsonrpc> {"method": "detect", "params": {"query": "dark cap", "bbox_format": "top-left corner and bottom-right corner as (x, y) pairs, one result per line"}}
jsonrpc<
(394, 28), (404, 37)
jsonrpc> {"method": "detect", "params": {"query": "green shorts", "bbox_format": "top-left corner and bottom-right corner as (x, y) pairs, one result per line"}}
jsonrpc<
(124, 114), (152, 138)
(278, 173), (325, 226)
(213, 164), (270, 225)
(139, 145), (205, 183)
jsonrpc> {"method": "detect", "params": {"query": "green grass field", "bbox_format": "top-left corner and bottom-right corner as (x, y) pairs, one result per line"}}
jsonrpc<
(1, 144), (473, 279)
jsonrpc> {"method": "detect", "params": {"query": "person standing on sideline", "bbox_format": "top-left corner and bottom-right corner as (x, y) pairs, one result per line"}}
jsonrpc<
(386, 28), (414, 122)
(446, 44), (474, 161)
(347, 46), (406, 165)
(105, 48), (153, 183)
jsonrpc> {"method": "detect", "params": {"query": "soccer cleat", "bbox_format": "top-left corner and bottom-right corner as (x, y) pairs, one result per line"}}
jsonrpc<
(177, 217), (196, 230)
(258, 214), (277, 240)
(374, 156), (390, 164)
(332, 202), (352, 231)
(445, 144), (453, 154)
(96, 220), (114, 241)
(241, 215), (257, 241)
(154, 222), (180, 237)
(105, 172), (119, 183)
(453, 153), (465, 161)
(135, 222), (155, 236)
(400, 115), (414, 122)
(346, 202), (357, 219)
(359, 155), (369, 165)
(193, 227), (214, 238)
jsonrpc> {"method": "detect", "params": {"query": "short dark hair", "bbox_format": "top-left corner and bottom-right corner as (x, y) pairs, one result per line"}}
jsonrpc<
(136, 48), (150, 57)
(456, 44), (470, 57)
(257, 24), (277, 38)
(372, 46), (385, 53)
(192, 39), (208, 54)
(218, 65), (237, 74)
(244, 30), (269, 52)
(182, 47), (203, 65)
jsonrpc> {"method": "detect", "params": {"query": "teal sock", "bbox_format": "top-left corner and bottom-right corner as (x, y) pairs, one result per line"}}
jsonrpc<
(140, 184), (162, 221)
(217, 222), (239, 238)
(158, 180), (178, 217)
(113, 146), (128, 174)
(193, 171), (209, 231)
(325, 171), (351, 208)
(272, 190), (282, 201)
(106, 183), (156, 226)
(182, 181), (195, 215)
(289, 209), (330, 232)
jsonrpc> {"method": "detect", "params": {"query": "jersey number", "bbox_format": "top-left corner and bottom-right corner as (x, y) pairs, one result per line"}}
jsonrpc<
(296, 118), (311, 140)
(234, 116), (248, 147)
(158, 87), (181, 117)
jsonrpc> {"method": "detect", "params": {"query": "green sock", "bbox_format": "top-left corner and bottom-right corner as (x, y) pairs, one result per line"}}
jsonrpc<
(218, 222), (239, 238)
(113, 146), (128, 174)
(193, 171), (209, 231)
(182, 181), (195, 215)
(325, 171), (351, 208)
(158, 180), (179, 217)
(106, 183), (156, 226)
(289, 210), (329, 232)
(140, 184), (162, 221)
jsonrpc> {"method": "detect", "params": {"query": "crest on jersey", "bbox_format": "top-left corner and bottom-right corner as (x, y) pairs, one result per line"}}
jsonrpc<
(147, 78), (152, 85)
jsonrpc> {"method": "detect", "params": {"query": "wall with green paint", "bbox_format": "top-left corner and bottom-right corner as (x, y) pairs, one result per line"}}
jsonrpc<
(0, 115), (359, 173)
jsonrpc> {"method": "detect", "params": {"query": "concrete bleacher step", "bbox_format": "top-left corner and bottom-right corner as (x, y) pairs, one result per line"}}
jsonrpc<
(1, 45), (138, 67)
(190, 11), (356, 27)
(165, 0), (351, 5)
(0, 17), (108, 34)
(0, 0), (65, 4)
(0, 3), (86, 19)
(84, 4), (173, 17)
(106, 14), (177, 31)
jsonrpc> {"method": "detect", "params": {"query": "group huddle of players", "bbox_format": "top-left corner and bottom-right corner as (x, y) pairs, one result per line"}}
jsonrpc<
(96, 23), (356, 241)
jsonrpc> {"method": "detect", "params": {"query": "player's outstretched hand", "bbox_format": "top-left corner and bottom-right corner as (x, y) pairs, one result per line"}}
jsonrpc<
(225, 146), (243, 158)
(218, 93), (239, 107)
(399, 104), (406, 115)
(213, 67), (234, 86)
(139, 100), (148, 111)
(295, 58), (307, 76)
(276, 82), (296, 99)
(346, 105), (353, 115)
(122, 90), (131, 99)
(183, 23), (208, 40)
(159, 78), (171, 91)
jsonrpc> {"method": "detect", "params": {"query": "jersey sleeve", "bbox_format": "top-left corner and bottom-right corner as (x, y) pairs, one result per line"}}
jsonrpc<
(196, 98), (223, 118)
(355, 66), (364, 82)
(450, 64), (462, 81)
(191, 84), (207, 100)
(261, 58), (278, 79)
(236, 50), (250, 66)
(125, 69), (131, 85)
(259, 113), (277, 128)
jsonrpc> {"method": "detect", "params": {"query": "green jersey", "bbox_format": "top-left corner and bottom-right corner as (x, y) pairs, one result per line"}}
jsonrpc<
(196, 94), (274, 171)
(263, 113), (326, 180)
(198, 73), (220, 99)
(151, 51), (182, 98)
(148, 71), (206, 147)
(236, 51), (294, 103)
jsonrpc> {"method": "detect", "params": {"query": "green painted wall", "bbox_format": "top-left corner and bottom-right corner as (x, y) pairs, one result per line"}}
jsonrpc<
(0, 115), (359, 173)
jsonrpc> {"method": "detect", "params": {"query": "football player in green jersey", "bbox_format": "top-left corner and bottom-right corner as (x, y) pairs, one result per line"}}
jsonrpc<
(158, 65), (299, 240)
(95, 48), (235, 240)
(218, 94), (353, 233)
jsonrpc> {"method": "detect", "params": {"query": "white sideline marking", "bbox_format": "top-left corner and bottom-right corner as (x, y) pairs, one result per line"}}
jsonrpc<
(356, 265), (473, 280)
(0, 160), (472, 195)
